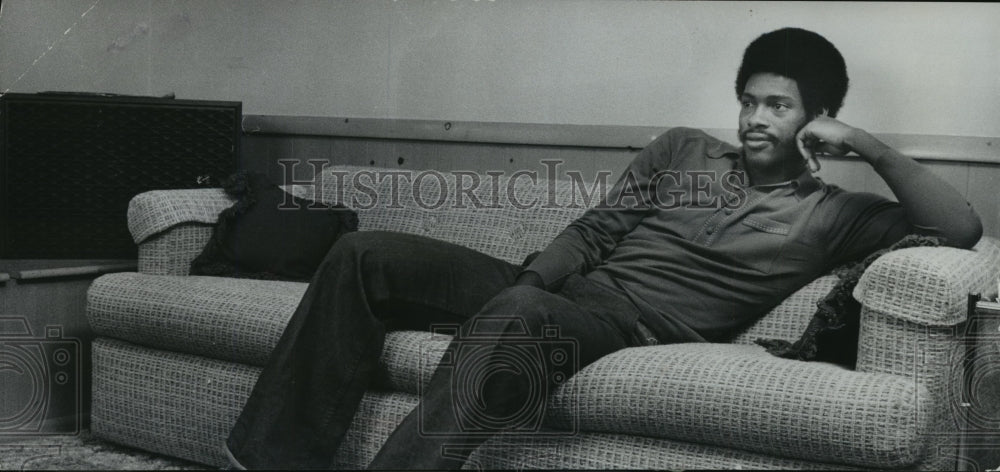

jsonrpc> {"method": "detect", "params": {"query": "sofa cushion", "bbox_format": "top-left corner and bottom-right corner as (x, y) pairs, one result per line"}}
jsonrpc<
(87, 272), (306, 366)
(380, 332), (931, 468)
(335, 392), (866, 471)
(730, 274), (838, 346)
(291, 165), (589, 266)
(550, 343), (930, 468)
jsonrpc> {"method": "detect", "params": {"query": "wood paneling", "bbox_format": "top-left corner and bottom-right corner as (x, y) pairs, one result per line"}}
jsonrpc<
(241, 118), (1000, 239)
(968, 164), (1000, 239)
(244, 115), (1000, 164)
(0, 259), (138, 431)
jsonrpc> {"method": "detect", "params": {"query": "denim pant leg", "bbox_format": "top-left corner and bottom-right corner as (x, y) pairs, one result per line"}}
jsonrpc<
(368, 276), (643, 470)
(226, 231), (521, 469)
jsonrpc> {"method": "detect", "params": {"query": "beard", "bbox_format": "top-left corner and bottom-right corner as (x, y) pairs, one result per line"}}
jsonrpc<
(739, 129), (806, 178)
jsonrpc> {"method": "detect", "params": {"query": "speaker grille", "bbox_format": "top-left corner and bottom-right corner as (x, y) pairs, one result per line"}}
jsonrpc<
(1, 93), (240, 259)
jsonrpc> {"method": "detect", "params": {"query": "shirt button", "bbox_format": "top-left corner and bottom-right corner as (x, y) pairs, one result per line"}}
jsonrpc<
(706, 227), (714, 235)
(724, 208), (734, 215)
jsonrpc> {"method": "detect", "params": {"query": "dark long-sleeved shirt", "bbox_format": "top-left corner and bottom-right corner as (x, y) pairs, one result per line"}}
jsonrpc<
(525, 127), (920, 342)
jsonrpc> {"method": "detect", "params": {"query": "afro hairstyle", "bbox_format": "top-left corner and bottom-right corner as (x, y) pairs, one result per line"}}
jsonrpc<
(735, 28), (849, 118)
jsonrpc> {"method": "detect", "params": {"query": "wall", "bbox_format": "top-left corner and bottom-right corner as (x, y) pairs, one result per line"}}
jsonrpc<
(2, 1), (999, 138)
(2, 0), (998, 233)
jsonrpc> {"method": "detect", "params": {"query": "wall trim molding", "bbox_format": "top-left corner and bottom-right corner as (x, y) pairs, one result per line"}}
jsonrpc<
(242, 115), (1000, 164)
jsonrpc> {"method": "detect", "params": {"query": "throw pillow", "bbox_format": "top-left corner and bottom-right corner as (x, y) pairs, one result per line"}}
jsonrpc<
(190, 171), (359, 281)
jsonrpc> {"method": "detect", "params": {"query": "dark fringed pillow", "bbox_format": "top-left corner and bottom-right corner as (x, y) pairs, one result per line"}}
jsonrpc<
(190, 171), (358, 282)
(756, 234), (942, 368)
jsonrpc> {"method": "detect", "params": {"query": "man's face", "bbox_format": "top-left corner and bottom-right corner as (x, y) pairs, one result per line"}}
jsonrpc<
(738, 73), (812, 173)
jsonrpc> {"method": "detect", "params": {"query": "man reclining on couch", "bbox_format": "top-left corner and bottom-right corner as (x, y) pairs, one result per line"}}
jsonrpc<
(223, 27), (983, 470)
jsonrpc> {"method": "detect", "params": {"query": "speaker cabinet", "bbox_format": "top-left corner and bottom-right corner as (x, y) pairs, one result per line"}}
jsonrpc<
(0, 92), (240, 259)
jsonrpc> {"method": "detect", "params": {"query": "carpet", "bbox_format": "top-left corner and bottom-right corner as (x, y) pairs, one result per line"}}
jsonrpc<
(0, 430), (209, 470)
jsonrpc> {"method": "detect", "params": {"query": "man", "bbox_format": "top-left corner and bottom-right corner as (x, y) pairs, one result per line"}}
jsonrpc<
(224, 27), (982, 469)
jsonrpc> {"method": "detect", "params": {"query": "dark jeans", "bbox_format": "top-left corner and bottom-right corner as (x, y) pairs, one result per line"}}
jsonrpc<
(226, 231), (655, 469)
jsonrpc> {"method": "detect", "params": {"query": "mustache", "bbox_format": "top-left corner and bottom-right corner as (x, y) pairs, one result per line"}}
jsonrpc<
(739, 129), (777, 142)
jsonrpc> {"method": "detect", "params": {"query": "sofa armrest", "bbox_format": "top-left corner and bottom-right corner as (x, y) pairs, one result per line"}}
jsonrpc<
(127, 189), (235, 244)
(855, 236), (1000, 389)
(127, 189), (235, 275)
(848, 238), (1000, 459)
(853, 237), (1000, 327)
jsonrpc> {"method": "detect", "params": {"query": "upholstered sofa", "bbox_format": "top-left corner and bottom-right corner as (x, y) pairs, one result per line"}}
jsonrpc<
(86, 164), (1000, 470)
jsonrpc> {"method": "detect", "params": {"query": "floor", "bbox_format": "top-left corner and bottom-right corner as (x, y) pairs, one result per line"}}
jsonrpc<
(0, 430), (208, 470)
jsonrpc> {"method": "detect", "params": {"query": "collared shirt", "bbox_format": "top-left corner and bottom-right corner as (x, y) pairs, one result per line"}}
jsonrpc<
(525, 127), (911, 342)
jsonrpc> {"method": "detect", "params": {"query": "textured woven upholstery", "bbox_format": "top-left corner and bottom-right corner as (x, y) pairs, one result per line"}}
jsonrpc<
(851, 238), (1000, 470)
(333, 391), (868, 472)
(127, 188), (235, 244)
(289, 165), (588, 266)
(87, 273), (306, 366)
(88, 165), (1000, 470)
(730, 274), (838, 345)
(136, 223), (216, 275)
(91, 338), (259, 467)
(464, 433), (861, 471)
(92, 338), (864, 471)
(88, 286), (932, 465)
(126, 165), (587, 272)
(853, 238), (1000, 326)
(545, 343), (930, 468)
(376, 331), (932, 467)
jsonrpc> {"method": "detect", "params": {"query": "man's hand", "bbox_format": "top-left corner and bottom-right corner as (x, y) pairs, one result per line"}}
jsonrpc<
(797, 116), (895, 173)
(795, 115), (858, 173)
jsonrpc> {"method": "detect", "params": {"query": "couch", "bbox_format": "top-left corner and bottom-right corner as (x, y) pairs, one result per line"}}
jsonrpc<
(86, 164), (1000, 470)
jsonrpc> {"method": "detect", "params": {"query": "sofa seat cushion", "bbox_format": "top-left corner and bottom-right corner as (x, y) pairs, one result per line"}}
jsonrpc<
(334, 391), (865, 471)
(381, 332), (931, 468)
(87, 272), (306, 366)
(556, 343), (931, 468)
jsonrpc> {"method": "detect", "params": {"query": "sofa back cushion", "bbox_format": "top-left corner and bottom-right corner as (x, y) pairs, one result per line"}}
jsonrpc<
(288, 165), (587, 265)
